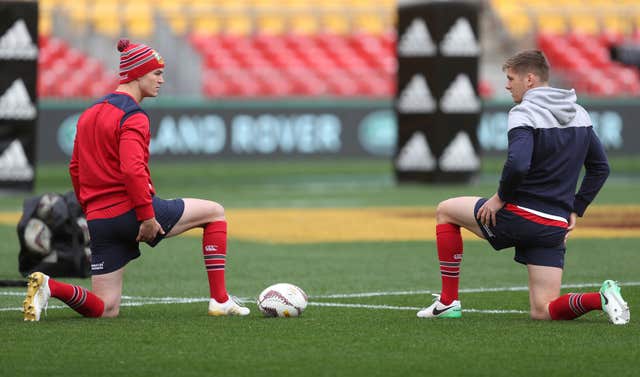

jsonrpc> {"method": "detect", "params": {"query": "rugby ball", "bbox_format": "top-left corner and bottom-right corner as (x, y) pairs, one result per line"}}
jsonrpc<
(23, 218), (52, 256)
(257, 283), (308, 317)
(36, 193), (61, 220)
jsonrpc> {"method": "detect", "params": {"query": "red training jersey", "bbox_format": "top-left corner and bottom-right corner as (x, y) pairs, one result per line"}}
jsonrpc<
(69, 91), (155, 221)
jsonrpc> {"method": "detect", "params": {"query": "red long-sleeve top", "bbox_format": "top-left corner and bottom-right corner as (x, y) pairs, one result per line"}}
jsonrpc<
(69, 92), (155, 221)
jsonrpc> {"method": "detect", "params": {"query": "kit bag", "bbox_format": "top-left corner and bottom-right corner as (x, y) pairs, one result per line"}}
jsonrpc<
(17, 191), (91, 278)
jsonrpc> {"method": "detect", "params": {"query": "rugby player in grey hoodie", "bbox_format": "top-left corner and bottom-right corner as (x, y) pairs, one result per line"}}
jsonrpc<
(417, 50), (629, 325)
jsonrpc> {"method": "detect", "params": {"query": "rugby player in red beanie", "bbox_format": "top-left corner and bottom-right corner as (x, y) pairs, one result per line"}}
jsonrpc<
(23, 39), (249, 320)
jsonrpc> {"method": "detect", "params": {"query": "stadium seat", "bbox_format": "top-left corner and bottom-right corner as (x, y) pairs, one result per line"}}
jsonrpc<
(42, 1), (397, 98)
(322, 13), (351, 35)
(289, 12), (320, 35)
(188, 28), (396, 98)
(602, 13), (632, 36)
(537, 31), (640, 97)
(38, 36), (115, 98)
(568, 14), (600, 35)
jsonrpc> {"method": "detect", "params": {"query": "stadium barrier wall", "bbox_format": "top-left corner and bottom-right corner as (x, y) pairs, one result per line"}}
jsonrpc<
(38, 98), (637, 163)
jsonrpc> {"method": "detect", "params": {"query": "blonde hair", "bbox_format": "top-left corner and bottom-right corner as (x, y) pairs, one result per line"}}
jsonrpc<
(502, 50), (550, 82)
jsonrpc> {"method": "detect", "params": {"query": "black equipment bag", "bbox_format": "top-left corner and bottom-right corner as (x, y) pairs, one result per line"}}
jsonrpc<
(17, 191), (91, 278)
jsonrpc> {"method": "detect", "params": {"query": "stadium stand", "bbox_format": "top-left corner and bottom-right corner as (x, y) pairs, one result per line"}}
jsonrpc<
(490, 0), (640, 96)
(190, 32), (395, 97)
(537, 32), (640, 96)
(38, 35), (117, 98)
(37, 0), (640, 98)
(38, 0), (396, 98)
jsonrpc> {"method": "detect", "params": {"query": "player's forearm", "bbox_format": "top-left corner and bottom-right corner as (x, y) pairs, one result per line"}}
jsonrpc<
(574, 132), (610, 216)
(574, 167), (609, 216)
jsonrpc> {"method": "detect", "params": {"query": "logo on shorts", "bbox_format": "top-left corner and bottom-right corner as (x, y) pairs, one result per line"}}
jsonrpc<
(482, 223), (495, 238)
(454, 254), (463, 260)
(91, 261), (104, 271)
(204, 245), (217, 252)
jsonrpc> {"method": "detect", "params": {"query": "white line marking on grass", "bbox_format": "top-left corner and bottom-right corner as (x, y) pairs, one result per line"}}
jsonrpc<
(462, 309), (528, 314)
(0, 301), (527, 315)
(4, 281), (638, 300)
(309, 302), (527, 314)
(309, 302), (422, 311)
(0, 304), (64, 312)
(311, 281), (640, 299)
(0, 292), (25, 296)
(2, 281), (637, 314)
(120, 295), (210, 304)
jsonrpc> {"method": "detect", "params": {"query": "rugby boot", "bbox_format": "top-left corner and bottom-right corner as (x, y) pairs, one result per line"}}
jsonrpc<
(417, 294), (462, 318)
(600, 280), (630, 325)
(208, 296), (250, 316)
(23, 272), (50, 321)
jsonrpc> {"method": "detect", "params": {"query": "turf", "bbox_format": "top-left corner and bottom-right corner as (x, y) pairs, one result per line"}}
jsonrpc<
(0, 158), (638, 377)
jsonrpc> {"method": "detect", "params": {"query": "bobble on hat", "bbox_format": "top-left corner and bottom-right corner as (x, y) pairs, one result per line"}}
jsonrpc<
(117, 38), (165, 84)
(117, 38), (130, 52)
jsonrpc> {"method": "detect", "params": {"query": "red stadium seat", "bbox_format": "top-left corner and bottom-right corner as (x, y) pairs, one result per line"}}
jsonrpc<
(538, 31), (640, 97)
(189, 31), (396, 97)
(38, 36), (115, 98)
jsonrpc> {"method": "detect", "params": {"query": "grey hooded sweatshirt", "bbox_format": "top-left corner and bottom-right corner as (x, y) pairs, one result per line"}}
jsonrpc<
(498, 86), (610, 219)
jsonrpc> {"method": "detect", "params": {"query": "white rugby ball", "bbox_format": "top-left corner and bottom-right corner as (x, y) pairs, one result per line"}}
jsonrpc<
(257, 283), (308, 317)
(24, 218), (52, 256)
(36, 193), (61, 220)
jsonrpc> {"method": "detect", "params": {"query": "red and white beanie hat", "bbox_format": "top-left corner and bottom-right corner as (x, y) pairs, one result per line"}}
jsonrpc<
(117, 38), (165, 84)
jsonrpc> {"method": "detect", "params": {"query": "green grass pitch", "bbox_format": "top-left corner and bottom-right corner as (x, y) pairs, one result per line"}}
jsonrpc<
(1, 158), (639, 377)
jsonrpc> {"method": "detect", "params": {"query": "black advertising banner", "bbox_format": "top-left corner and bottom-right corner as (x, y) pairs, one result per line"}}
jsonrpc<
(395, 0), (481, 183)
(36, 98), (640, 163)
(38, 101), (397, 162)
(0, 1), (38, 191)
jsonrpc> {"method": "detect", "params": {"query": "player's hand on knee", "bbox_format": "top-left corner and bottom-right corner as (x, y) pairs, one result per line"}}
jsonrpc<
(136, 217), (165, 242)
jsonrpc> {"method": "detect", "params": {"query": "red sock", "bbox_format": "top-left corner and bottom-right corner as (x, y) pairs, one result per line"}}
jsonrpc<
(436, 223), (463, 305)
(48, 278), (104, 318)
(548, 292), (602, 320)
(203, 221), (229, 303)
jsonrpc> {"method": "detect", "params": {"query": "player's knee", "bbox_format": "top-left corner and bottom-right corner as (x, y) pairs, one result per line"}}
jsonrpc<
(436, 200), (452, 223)
(209, 201), (225, 221)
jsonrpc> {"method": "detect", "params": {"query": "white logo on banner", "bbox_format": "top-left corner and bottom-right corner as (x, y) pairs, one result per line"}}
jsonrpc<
(439, 131), (480, 172)
(0, 19), (38, 60)
(397, 74), (436, 114)
(398, 18), (436, 57)
(0, 140), (34, 181)
(440, 18), (480, 57)
(440, 73), (480, 113)
(395, 132), (436, 172)
(0, 79), (36, 120)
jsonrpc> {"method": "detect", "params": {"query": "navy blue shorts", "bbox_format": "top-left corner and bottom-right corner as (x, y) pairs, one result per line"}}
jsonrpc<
(473, 198), (568, 268)
(88, 197), (185, 275)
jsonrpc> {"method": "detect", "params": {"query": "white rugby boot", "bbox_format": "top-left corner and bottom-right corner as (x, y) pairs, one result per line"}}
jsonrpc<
(23, 272), (51, 321)
(600, 280), (630, 325)
(417, 294), (462, 318)
(208, 296), (250, 316)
